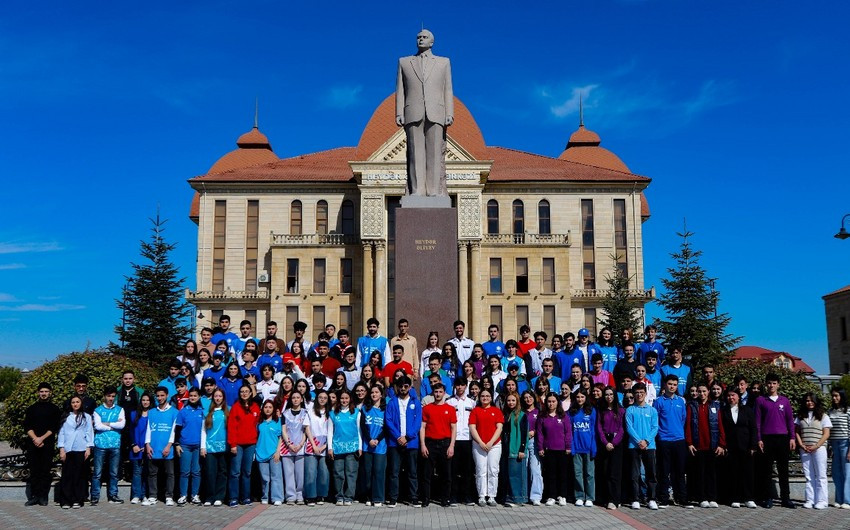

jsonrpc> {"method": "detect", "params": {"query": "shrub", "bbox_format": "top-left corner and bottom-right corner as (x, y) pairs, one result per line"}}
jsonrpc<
(0, 366), (22, 402)
(832, 374), (850, 396)
(717, 359), (822, 407)
(0, 350), (160, 448)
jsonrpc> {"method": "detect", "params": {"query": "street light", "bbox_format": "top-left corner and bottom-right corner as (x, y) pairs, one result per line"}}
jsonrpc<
(836, 214), (850, 240)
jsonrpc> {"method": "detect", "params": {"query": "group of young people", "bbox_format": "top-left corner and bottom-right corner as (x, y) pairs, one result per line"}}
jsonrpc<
(21, 317), (850, 512)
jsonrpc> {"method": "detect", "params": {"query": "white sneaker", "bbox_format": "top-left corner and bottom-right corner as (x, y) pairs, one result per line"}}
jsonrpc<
(343, 501), (352, 506)
(130, 497), (140, 504)
(261, 500), (268, 505)
(575, 499), (584, 507)
(814, 502), (828, 510)
(841, 503), (850, 509)
(648, 500), (658, 510)
(336, 500), (344, 506)
(165, 498), (175, 506)
(203, 501), (212, 506)
(545, 498), (556, 506)
(833, 502), (842, 508)
(365, 501), (372, 506)
(141, 498), (156, 506)
(374, 502), (383, 507)
(606, 502), (616, 510)
(557, 497), (567, 506)
(802, 501), (813, 509)
(531, 500), (542, 506)
(213, 500), (222, 506)
(192, 495), (201, 505)
(176, 496), (186, 505)
(478, 497), (487, 506)
(731, 502), (741, 508)
(273, 501), (282, 506)
(708, 501), (719, 508)
(631, 501), (640, 510)
(584, 500), (594, 507)
(699, 501), (710, 508)
(746, 501), (757, 509)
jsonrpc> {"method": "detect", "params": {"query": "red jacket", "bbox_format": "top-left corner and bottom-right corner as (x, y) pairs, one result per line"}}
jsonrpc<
(227, 402), (260, 446)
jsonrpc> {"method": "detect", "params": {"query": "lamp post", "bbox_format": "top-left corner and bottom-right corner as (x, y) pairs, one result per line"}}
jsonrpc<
(836, 214), (850, 240)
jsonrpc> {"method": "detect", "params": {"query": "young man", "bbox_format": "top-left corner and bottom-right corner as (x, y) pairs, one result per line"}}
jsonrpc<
(516, 325), (535, 357)
(526, 331), (552, 377)
(23, 382), (61, 506)
(659, 344), (691, 397)
(287, 320), (312, 356)
(446, 378), (476, 505)
(554, 332), (583, 381)
(625, 383), (659, 510)
(634, 365), (656, 405)
(390, 318), (419, 371)
(754, 373), (796, 509)
(384, 344), (415, 388)
(499, 362), (529, 394)
(232, 320), (255, 360)
(481, 324), (505, 359)
(312, 340), (341, 378)
(385, 376), (422, 507)
(257, 337), (284, 374)
(449, 320), (475, 364)
(500, 340), (527, 376)
(421, 373), (443, 406)
(340, 349), (361, 391)
(211, 315), (239, 355)
(64, 374), (97, 415)
(421, 354), (452, 397)
(531, 358), (561, 393)
(419, 383), (457, 507)
(198, 327), (215, 354)
(734, 375), (753, 407)
(588, 353), (615, 388)
(330, 329), (353, 361)
(159, 360), (182, 399)
(204, 351), (228, 383)
(613, 343), (639, 387)
(653, 375), (688, 508)
(169, 378), (190, 410)
(575, 328), (602, 375)
(644, 351), (662, 390)
(240, 349), (260, 381)
(174, 389), (205, 505)
(325, 323), (339, 349)
(200, 377), (217, 412)
(636, 325), (665, 366)
(144, 386), (178, 506)
(92, 386), (126, 505)
(356, 318), (392, 368)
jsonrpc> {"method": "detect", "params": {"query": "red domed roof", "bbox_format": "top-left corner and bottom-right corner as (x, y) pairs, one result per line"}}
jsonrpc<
(208, 126), (278, 174)
(566, 125), (601, 146)
(354, 94), (487, 160)
(236, 127), (272, 148)
(558, 124), (631, 173)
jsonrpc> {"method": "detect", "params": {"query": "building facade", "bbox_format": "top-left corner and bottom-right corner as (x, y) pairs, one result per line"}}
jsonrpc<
(824, 285), (850, 374)
(186, 95), (654, 341)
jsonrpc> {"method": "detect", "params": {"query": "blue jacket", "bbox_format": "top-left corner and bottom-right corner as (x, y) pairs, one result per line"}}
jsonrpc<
(554, 350), (585, 379)
(569, 408), (597, 457)
(653, 393), (687, 441)
(129, 411), (148, 461)
(625, 403), (659, 449)
(385, 395), (422, 448)
(176, 403), (205, 446)
(158, 375), (179, 399)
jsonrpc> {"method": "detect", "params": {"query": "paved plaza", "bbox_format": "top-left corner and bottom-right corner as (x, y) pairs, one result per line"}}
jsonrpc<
(0, 499), (848, 529)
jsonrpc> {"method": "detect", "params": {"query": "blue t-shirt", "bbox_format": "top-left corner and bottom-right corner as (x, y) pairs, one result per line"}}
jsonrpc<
(255, 418), (282, 462)
(211, 331), (239, 354)
(176, 403), (205, 446)
(203, 366), (227, 384)
(240, 364), (261, 380)
(482, 341), (505, 359)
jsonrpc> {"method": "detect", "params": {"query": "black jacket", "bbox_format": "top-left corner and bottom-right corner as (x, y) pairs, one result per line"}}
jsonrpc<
(720, 405), (758, 452)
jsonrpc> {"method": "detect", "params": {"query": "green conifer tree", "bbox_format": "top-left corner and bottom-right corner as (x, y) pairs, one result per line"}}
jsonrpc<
(598, 255), (642, 341)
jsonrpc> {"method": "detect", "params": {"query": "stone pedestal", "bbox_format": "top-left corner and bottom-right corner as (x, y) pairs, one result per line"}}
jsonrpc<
(394, 208), (459, 342)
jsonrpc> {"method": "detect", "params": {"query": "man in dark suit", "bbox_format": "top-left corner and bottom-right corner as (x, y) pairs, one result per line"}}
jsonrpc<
(721, 389), (758, 508)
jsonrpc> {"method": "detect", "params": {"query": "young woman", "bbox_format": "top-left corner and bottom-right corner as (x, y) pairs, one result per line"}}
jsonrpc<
(596, 386), (625, 510)
(304, 390), (331, 506)
(565, 364), (583, 393)
(360, 365), (379, 390)
(710, 381), (724, 403)
(685, 383), (726, 508)
(500, 392), (527, 507)
(559, 382), (572, 412)
(194, 349), (212, 387)
(256, 365), (279, 403)
(590, 384), (604, 406)
(485, 356), (506, 389)
(281, 391), (311, 504)
(179, 363), (198, 389)
(827, 389), (850, 509)
(329, 372), (348, 395)
(441, 342), (461, 381)
(469, 388), (504, 506)
(327, 390), (362, 506)
(461, 361), (479, 392)
(720, 388), (758, 509)
(201, 388), (228, 506)
(367, 350), (384, 378)
(255, 400), (283, 506)
(468, 343), (486, 378)
(178, 339), (199, 368)
(220, 362), (245, 407)
(796, 392), (831, 509)
(420, 332), (441, 377)
(227, 384), (260, 507)
(579, 374), (593, 395)
(521, 390), (543, 506)
(495, 378), (518, 409)
(286, 340), (311, 374)
(569, 389), (597, 507)
(128, 392), (152, 504)
(351, 382), (369, 409)
(175, 388), (205, 505)
(534, 377), (551, 407)
(295, 379), (313, 404)
(214, 339), (232, 366)
(274, 376), (295, 413)
(596, 328), (618, 373)
(536, 392), (571, 506)
(360, 385), (387, 506)
(57, 395), (94, 508)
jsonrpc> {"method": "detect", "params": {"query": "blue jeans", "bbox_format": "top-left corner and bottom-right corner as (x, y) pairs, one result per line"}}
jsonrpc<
(258, 458), (284, 503)
(831, 439), (850, 505)
(178, 445), (201, 498)
(91, 447), (120, 500)
(573, 452), (595, 501)
(362, 452), (387, 503)
(388, 446), (418, 502)
(130, 459), (148, 500)
(304, 454), (329, 500)
(229, 445), (255, 502)
(333, 453), (358, 502)
(527, 438), (543, 502)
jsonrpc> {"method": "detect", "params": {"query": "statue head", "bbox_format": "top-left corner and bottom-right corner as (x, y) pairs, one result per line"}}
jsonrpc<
(417, 30), (434, 52)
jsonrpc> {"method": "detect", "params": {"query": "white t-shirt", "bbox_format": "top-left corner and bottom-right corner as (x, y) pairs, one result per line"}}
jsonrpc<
(398, 396), (410, 438)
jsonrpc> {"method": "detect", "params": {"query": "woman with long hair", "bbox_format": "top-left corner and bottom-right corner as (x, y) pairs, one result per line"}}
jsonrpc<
(194, 349), (212, 387)
(469, 388), (504, 506)
(328, 390), (362, 505)
(256, 399), (283, 505)
(500, 392), (527, 507)
(227, 384), (260, 507)
(128, 392), (152, 505)
(596, 328), (618, 373)
(178, 339), (199, 368)
(596, 386), (625, 510)
(420, 332), (441, 377)
(329, 372), (348, 395)
(685, 383), (726, 508)
(57, 395), (94, 508)
(827, 388), (850, 508)
(360, 365), (379, 390)
(281, 391), (311, 504)
(565, 364), (583, 393)
(304, 390), (331, 505)
(274, 376), (295, 413)
(795, 392), (831, 509)
(360, 385), (387, 506)
(521, 390), (543, 506)
(351, 382), (369, 409)
(461, 361), (479, 393)
(536, 391), (571, 506)
(368, 350), (384, 378)
(201, 388), (228, 506)
(569, 389), (597, 507)
(295, 379), (313, 406)
(468, 343), (486, 378)
(485, 355), (507, 389)
(441, 342), (461, 381)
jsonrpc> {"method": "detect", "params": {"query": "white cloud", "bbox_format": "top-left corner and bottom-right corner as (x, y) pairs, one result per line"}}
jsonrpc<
(548, 84), (599, 118)
(0, 303), (85, 312)
(0, 241), (62, 254)
(0, 293), (17, 302)
(323, 85), (363, 109)
(0, 263), (26, 270)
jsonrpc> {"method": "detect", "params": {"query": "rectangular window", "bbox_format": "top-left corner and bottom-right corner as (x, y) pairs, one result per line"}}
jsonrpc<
(313, 259), (326, 293)
(340, 258), (353, 294)
(614, 199), (628, 278)
(339, 306), (353, 335)
(515, 258), (529, 293)
(489, 258), (502, 293)
(584, 308), (597, 339)
(542, 258), (555, 294)
(286, 259), (299, 293)
(245, 200), (259, 292)
(286, 306), (299, 332)
(312, 306), (325, 341)
(842, 316), (848, 341)
(290, 201), (302, 235)
(487, 200), (499, 234)
(316, 201), (329, 235)
(543, 305), (556, 341)
(516, 305), (529, 336)
(490, 305), (503, 334)
(581, 199), (596, 289)
(212, 200), (226, 291)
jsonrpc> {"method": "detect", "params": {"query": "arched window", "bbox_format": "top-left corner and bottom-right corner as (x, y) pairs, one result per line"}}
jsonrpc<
(512, 199), (525, 234)
(538, 199), (551, 234)
(341, 200), (355, 235)
(290, 200), (302, 235)
(316, 200), (329, 235)
(487, 200), (499, 235)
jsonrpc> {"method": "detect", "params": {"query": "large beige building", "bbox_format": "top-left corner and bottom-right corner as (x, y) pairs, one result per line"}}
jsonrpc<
(824, 285), (850, 374)
(186, 95), (654, 341)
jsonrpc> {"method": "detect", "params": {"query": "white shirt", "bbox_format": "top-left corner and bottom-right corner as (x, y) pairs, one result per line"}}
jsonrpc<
(449, 337), (476, 364)
(446, 395), (475, 440)
(730, 405), (739, 424)
(398, 396), (410, 438)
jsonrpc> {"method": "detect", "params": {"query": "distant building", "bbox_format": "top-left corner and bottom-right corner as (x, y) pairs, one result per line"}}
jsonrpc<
(732, 345), (815, 375)
(823, 285), (850, 374)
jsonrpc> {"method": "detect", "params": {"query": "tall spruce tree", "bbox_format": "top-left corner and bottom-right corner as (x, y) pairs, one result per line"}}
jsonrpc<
(598, 255), (642, 341)
(111, 214), (192, 370)
(655, 229), (740, 368)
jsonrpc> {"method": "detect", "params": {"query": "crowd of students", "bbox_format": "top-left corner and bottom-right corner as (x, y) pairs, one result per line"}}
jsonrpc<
(21, 317), (850, 511)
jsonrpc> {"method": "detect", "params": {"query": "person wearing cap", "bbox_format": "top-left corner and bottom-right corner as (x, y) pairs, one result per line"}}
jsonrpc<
(385, 375), (422, 507)
(575, 328), (602, 376)
(159, 360), (183, 400)
(23, 382), (62, 506)
(636, 325), (665, 366)
(64, 374), (97, 415)
(92, 385), (126, 505)
(203, 350), (228, 384)
(499, 340), (526, 376)
(498, 364), (530, 396)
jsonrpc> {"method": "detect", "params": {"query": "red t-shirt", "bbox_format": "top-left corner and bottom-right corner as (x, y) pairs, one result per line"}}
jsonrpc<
(383, 360), (413, 379)
(517, 339), (535, 358)
(469, 406), (504, 444)
(422, 403), (457, 440)
(320, 357), (342, 378)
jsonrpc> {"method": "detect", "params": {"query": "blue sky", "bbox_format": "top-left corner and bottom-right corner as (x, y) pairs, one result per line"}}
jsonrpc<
(1, 1), (848, 373)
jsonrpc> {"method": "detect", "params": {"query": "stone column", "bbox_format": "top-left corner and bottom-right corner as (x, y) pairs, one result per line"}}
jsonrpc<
(469, 242), (481, 338)
(458, 241), (469, 326)
(362, 242), (374, 321)
(374, 240), (388, 328)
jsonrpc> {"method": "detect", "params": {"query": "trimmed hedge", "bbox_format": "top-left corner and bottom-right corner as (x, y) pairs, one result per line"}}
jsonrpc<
(716, 359), (822, 408)
(1, 350), (160, 449)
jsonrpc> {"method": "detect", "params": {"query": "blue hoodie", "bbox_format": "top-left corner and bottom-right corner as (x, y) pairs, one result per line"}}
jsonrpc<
(569, 408), (597, 457)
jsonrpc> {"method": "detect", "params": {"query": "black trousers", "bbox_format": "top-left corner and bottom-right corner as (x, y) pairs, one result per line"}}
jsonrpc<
(451, 440), (474, 503)
(59, 452), (88, 505)
(759, 434), (790, 502)
(631, 449), (656, 502)
(542, 450), (570, 500)
(691, 450), (717, 501)
(27, 444), (54, 500)
(726, 448), (754, 502)
(420, 438), (451, 503)
(656, 439), (687, 503)
(148, 459), (174, 501)
(204, 452), (227, 502)
(596, 443), (623, 505)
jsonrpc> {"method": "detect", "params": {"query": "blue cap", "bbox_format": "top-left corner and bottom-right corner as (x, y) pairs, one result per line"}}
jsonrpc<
(508, 361), (520, 370)
(578, 328), (590, 337)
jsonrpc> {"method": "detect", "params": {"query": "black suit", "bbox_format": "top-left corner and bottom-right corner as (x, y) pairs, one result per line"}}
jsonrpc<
(721, 405), (757, 503)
